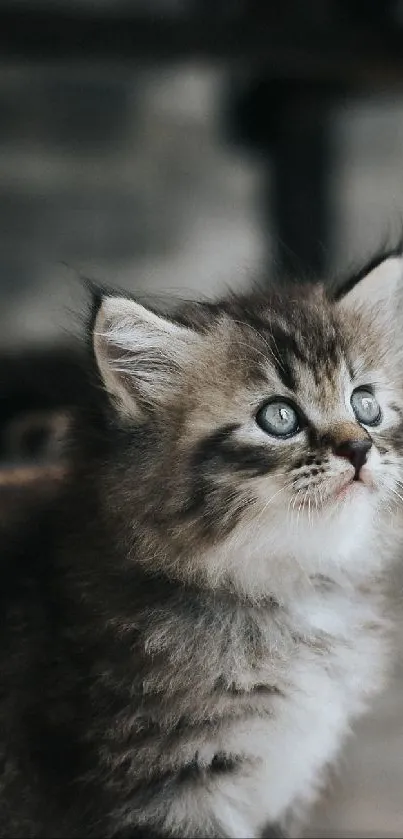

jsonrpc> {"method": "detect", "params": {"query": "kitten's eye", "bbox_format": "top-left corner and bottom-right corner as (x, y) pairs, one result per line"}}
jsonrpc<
(256, 400), (301, 438)
(351, 388), (382, 426)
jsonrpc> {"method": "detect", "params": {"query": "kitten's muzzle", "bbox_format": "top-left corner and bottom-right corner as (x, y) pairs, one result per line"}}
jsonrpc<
(333, 438), (372, 478)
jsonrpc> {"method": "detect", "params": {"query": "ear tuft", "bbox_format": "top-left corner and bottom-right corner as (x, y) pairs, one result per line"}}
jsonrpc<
(92, 294), (195, 418)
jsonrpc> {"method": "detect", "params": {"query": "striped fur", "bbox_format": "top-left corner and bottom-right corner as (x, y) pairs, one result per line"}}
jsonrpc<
(1, 254), (403, 837)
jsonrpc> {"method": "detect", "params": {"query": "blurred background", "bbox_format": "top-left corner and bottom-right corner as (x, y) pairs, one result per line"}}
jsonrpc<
(0, 1), (403, 836)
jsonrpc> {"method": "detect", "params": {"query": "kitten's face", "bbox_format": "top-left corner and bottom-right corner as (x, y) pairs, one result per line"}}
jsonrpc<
(173, 295), (402, 574)
(93, 255), (403, 594)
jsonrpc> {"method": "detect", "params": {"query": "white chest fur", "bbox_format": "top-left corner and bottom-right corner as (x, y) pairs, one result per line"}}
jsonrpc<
(170, 584), (390, 839)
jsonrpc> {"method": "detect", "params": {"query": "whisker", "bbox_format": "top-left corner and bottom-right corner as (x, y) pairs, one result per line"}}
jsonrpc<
(252, 479), (295, 525)
(295, 488), (306, 531)
(388, 486), (403, 505)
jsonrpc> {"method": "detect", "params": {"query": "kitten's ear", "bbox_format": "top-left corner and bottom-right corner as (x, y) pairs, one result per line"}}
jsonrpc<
(335, 253), (403, 315)
(92, 294), (196, 418)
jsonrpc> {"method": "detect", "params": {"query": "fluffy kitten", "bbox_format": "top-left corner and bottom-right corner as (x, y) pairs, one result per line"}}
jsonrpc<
(1, 253), (403, 838)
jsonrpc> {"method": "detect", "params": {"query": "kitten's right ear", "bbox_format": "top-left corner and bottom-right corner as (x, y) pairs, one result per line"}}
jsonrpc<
(334, 251), (403, 315)
(92, 293), (196, 419)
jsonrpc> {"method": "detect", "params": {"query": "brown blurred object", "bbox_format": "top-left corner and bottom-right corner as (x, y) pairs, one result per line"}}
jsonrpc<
(0, 462), (68, 536)
(3, 409), (71, 463)
(0, 345), (81, 535)
(0, 343), (90, 464)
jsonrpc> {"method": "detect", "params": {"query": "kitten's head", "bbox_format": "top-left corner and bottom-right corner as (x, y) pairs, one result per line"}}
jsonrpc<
(91, 254), (403, 597)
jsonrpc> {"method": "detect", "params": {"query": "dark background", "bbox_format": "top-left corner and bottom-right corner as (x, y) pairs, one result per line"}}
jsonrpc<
(2, 1), (403, 346)
(0, 2), (403, 835)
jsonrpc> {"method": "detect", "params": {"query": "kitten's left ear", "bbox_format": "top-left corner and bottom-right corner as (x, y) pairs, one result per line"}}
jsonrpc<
(334, 253), (403, 315)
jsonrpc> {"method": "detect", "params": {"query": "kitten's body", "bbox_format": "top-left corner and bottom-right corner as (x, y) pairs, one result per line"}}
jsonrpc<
(0, 487), (391, 839)
(1, 258), (403, 837)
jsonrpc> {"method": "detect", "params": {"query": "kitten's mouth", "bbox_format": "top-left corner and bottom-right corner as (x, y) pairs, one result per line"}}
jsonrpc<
(334, 466), (376, 497)
(295, 471), (374, 511)
(327, 473), (377, 507)
(334, 477), (356, 499)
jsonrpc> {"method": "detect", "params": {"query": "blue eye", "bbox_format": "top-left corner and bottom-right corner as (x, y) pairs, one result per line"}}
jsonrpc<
(256, 400), (301, 438)
(351, 388), (382, 426)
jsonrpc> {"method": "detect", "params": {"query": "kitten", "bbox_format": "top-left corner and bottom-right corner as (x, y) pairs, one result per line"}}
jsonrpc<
(1, 253), (403, 839)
